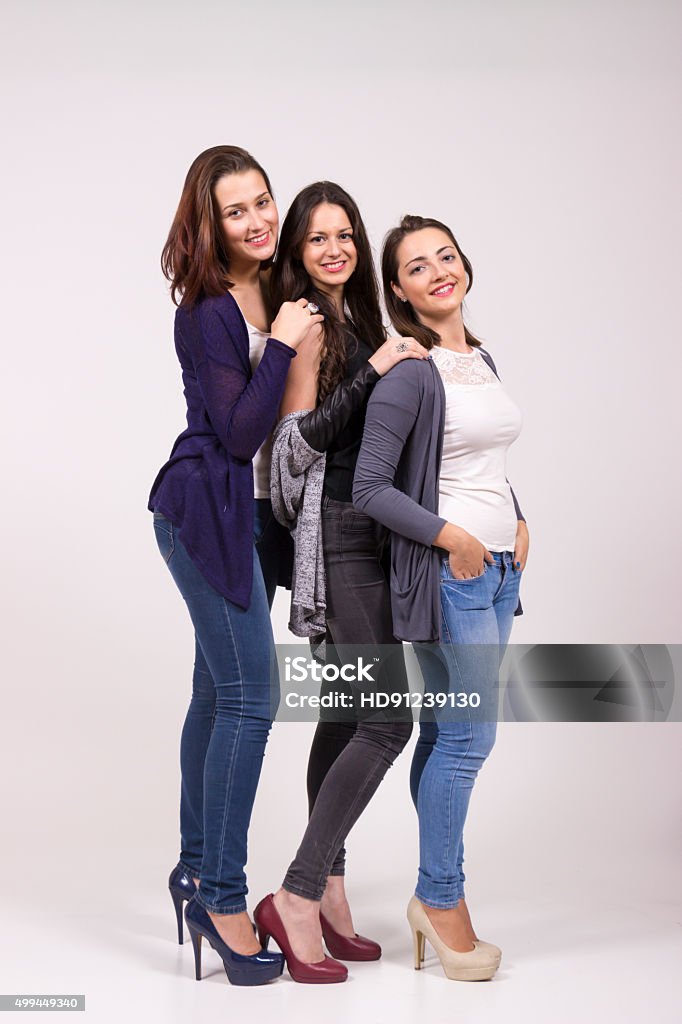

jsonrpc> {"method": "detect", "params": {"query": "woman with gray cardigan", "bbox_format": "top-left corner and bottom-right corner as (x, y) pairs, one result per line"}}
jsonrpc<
(353, 215), (529, 983)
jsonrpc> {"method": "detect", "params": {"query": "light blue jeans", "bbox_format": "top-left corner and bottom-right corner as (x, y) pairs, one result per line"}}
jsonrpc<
(411, 550), (521, 909)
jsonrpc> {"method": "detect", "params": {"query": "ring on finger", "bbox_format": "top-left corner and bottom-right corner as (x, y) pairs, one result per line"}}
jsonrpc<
(306, 301), (319, 314)
(395, 341), (409, 353)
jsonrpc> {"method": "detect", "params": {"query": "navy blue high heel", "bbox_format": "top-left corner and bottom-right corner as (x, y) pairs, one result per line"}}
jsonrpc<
(168, 864), (197, 944)
(184, 897), (284, 986)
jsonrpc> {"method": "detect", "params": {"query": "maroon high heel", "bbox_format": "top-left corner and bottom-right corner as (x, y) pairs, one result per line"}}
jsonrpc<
(253, 894), (348, 984)
(320, 911), (382, 961)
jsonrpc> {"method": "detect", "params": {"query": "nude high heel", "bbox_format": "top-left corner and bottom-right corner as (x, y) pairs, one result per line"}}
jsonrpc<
(407, 896), (498, 982)
(414, 933), (501, 968)
(475, 940), (502, 966)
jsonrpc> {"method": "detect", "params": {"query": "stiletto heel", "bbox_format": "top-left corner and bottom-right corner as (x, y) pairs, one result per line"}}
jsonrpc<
(407, 897), (498, 982)
(184, 897), (284, 986)
(168, 864), (197, 944)
(319, 911), (382, 961)
(188, 925), (203, 980)
(170, 888), (185, 944)
(253, 894), (348, 984)
(412, 928), (425, 969)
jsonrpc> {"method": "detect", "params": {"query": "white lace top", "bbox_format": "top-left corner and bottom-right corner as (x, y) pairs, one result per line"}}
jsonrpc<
(430, 345), (522, 551)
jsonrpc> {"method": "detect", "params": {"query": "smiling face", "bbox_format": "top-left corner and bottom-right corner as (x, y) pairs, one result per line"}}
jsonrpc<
(213, 169), (279, 266)
(300, 203), (358, 296)
(391, 227), (468, 323)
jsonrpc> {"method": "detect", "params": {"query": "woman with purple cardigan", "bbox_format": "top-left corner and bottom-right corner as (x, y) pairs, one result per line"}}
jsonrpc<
(354, 215), (530, 983)
(148, 146), (322, 987)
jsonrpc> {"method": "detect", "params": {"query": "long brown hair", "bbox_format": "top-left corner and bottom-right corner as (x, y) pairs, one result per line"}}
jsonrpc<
(161, 146), (274, 308)
(382, 215), (481, 350)
(270, 182), (386, 402)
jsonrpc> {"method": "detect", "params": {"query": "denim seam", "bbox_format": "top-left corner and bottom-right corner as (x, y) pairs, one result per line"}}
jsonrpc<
(194, 890), (247, 916)
(443, 723), (474, 901)
(440, 601), (453, 645)
(433, 596), (474, 904)
(449, 624), (475, 898)
(414, 892), (461, 911)
(154, 519), (175, 562)
(211, 597), (245, 910)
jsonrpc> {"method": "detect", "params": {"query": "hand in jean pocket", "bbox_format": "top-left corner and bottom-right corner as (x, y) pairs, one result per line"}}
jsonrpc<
(434, 522), (494, 580)
(447, 531), (493, 580)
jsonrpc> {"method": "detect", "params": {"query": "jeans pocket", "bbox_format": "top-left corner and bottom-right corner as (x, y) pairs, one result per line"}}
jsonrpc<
(344, 510), (377, 533)
(440, 559), (491, 615)
(442, 558), (487, 584)
(454, 567), (487, 583)
(153, 516), (175, 563)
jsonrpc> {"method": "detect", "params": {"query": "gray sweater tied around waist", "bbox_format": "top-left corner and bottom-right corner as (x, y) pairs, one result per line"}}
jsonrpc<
(270, 411), (326, 638)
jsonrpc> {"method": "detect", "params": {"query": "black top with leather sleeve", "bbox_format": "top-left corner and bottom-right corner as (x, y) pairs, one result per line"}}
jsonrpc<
(297, 329), (380, 502)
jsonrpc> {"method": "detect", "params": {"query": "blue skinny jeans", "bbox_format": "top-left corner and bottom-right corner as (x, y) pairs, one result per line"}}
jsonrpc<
(153, 508), (278, 914)
(411, 551), (521, 909)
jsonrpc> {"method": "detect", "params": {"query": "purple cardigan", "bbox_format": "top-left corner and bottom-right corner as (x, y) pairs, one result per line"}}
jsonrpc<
(148, 291), (295, 609)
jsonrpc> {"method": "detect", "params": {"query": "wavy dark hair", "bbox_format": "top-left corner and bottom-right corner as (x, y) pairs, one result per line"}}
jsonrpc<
(382, 215), (481, 350)
(161, 146), (274, 308)
(270, 182), (386, 402)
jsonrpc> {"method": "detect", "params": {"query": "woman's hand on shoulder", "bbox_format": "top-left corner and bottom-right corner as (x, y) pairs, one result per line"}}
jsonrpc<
(368, 336), (430, 377)
(271, 298), (324, 350)
(294, 322), (324, 372)
(278, 323), (323, 417)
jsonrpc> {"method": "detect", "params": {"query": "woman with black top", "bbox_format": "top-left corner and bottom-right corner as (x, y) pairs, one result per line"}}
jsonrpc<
(253, 183), (429, 982)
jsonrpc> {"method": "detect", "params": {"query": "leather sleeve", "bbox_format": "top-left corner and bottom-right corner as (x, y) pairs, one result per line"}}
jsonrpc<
(298, 362), (381, 454)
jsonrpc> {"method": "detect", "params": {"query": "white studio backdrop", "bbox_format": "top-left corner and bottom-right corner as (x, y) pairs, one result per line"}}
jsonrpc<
(0, 0), (680, 1004)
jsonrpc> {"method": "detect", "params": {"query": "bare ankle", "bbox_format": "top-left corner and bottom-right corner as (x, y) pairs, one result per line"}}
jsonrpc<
(322, 877), (347, 905)
(276, 889), (320, 917)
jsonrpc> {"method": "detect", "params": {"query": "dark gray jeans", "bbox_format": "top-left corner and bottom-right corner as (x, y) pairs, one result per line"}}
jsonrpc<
(282, 497), (412, 900)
